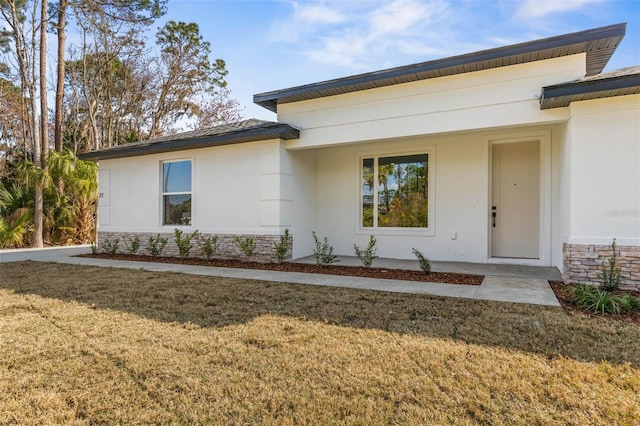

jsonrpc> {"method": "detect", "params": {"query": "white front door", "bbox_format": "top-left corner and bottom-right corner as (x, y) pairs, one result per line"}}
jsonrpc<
(491, 140), (540, 259)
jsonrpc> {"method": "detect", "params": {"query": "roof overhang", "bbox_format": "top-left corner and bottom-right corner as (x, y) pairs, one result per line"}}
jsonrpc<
(78, 122), (299, 161)
(540, 72), (640, 109)
(254, 23), (626, 113)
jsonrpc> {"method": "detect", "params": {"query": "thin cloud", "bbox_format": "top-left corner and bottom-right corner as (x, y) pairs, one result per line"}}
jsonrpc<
(515, 0), (604, 19)
(269, 1), (347, 43)
(306, 29), (368, 68)
(270, 0), (609, 74)
(370, 0), (443, 37)
(271, 0), (455, 70)
(294, 3), (345, 25)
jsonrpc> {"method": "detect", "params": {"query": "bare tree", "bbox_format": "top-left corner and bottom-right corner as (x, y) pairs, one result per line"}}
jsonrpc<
(53, 0), (66, 153)
(149, 21), (231, 138)
(1, 0), (169, 246)
(191, 88), (243, 130)
(0, 76), (25, 177)
(0, 0), (45, 247)
(52, 0), (166, 151)
(62, 19), (242, 151)
(64, 21), (149, 149)
(39, 0), (47, 163)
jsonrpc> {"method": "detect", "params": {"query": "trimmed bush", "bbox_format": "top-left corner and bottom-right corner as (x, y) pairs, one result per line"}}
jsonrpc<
(235, 236), (256, 260)
(124, 235), (141, 255)
(199, 235), (219, 260)
(146, 234), (168, 258)
(312, 231), (339, 265)
(273, 229), (292, 263)
(100, 238), (119, 255)
(412, 248), (431, 274)
(175, 229), (199, 258)
(354, 236), (378, 267)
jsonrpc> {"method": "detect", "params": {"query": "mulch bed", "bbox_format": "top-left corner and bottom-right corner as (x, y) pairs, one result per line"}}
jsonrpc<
(79, 253), (484, 285)
(550, 281), (640, 325)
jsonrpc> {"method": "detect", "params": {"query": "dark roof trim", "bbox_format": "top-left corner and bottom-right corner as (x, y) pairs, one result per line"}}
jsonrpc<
(254, 23), (626, 113)
(78, 122), (299, 161)
(540, 73), (640, 109)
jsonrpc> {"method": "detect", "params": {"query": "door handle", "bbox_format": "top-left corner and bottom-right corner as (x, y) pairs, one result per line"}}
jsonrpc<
(492, 206), (497, 228)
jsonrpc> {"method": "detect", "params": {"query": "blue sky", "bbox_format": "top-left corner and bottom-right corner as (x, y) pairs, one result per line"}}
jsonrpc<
(155, 0), (640, 120)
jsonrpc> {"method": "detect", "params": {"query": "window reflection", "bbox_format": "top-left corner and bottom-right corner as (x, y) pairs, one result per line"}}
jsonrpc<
(162, 160), (192, 226)
(362, 154), (428, 228)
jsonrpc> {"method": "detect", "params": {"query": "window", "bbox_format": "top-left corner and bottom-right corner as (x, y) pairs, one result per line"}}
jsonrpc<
(361, 153), (429, 229)
(162, 160), (192, 226)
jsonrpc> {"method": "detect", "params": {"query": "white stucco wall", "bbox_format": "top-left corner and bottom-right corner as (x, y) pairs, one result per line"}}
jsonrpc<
(269, 54), (595, 265)
(311, 126), (564, 263)
(97, 51), (639, 269)
(566, 94), (640, 246)
(279, 55), (585, 150)
(287, 149), (317, 258)
(97, 139), (291, 235)
(552, 123), (571, 268)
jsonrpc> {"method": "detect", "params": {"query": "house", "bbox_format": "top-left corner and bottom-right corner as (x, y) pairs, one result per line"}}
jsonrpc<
(79, 23), (640, 289)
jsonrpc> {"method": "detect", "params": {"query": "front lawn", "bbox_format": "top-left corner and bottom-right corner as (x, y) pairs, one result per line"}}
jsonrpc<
(1, 262), (638, 424)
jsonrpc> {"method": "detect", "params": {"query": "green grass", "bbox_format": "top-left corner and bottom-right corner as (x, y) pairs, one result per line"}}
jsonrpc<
(1, 261), (639, 424)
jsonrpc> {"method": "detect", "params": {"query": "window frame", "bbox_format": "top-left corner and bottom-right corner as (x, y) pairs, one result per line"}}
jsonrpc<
(160, 158), (194, 227)
(356, 147), (435, 236)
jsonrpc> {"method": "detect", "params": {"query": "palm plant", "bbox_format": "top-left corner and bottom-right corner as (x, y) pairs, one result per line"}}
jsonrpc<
(49, 151), (98, 244)
(0, 181), (33, 248)
(11, 150), (98, 246)
(0, 181), (34, 214)
(0, 213), (30, 249)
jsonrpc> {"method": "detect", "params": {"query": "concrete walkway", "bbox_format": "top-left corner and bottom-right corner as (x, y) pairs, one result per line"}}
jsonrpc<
(0, 246), (561, 306)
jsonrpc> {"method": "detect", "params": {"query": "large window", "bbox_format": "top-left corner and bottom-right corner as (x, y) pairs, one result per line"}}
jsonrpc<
(362, 153), (428, 229)
(162, 160), (192, 226)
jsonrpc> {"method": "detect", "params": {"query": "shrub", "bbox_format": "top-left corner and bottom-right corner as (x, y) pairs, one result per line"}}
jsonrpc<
(568, 284), (637, 315)
(618, 293), (640, 311)
(124, 235), (141, 255)
(100, 238), (119, 255)
(90, 241), (98, 255)
(235, 236), (256, 260)
(199, 235), (219, 260)
(146, 234), (168, 258)
(412, 248), (431, 274)
(312, 231), (339, 265)
(566, 239), (640, 315)
(628, 294), (640, 310)
(599, 238), (624, 291)
(272, 229), (292, 263)
(174, 228), (199, 258)
(354, 235), (378, 267)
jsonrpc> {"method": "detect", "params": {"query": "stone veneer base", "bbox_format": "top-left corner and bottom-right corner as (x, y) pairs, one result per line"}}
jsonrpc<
(563, 243), (640, 291)
(97, 231), (291, 263)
